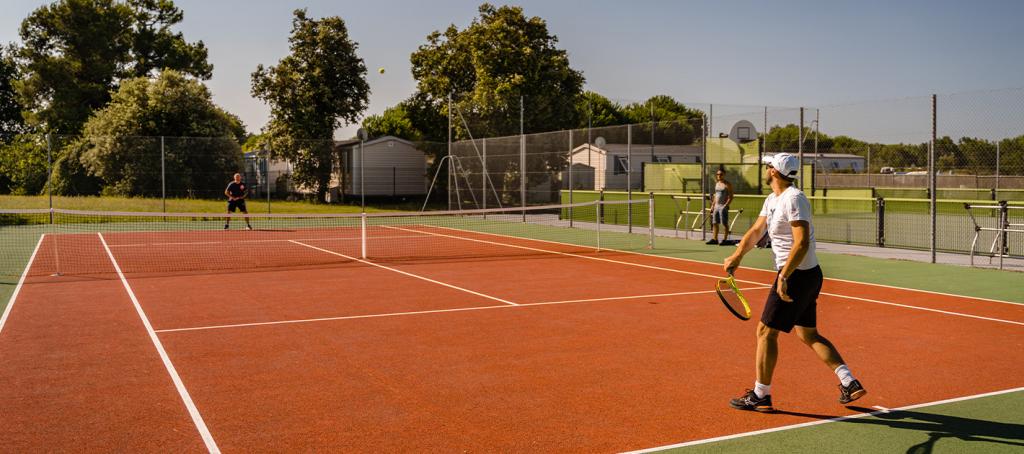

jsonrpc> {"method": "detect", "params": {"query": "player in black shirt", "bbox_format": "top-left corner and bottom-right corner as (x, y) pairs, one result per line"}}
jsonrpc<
(224, 173), (253, 230)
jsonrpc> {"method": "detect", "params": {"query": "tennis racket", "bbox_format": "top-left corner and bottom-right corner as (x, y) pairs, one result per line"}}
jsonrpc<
(716, 273), (752, 321)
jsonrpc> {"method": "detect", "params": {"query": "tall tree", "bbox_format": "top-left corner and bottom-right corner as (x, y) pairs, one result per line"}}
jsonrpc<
(252, 9), (369, 202)
(68, 70), (244, 197)
(15, 0), (211, 134)
(410, 3), (584, 138)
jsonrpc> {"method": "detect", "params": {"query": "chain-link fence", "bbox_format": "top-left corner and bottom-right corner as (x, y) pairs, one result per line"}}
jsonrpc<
(2, 87), (1023, 267)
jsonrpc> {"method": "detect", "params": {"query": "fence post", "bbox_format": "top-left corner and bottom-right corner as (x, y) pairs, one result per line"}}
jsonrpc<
(798, 107), (804, 190)
(568, 129), (574, 228)
(160, 136), (166, 213)
(482, 137), (487, 211)
(266, 147), (271, 213)
(45, 133), (53, 223)
(520, 95), (526, 221)
(999, 201), (1009, 269)
(700, 114), (707, 241)
(995, 142), (1000, 195)
(930, 94), (937, 263)
(392, 166), (396, 197)
(627, 123), (632, 233)
(876, 197), (885, 247)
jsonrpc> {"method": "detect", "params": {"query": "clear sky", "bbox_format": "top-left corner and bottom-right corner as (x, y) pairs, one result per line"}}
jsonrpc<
(3, 0), (1023, 142)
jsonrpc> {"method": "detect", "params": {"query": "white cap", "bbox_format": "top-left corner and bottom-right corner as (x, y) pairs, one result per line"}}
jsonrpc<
(762, 153), (799, 180)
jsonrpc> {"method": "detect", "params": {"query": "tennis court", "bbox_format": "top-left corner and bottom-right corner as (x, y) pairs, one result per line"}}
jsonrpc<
(1, 202), (1022, 452)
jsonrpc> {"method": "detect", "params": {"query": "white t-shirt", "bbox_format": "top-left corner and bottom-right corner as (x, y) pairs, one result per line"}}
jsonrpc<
(759, 186), (819, 271)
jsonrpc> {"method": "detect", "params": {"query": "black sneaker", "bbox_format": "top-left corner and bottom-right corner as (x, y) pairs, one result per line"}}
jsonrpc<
(706, 239), (719, 245)
(729, 389), (774, 412)
(224, 224), (229, 230)
(839, 379), (867, 404)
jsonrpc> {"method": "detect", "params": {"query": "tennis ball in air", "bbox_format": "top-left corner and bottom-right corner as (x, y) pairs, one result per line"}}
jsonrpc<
(378, 67), (385, 74)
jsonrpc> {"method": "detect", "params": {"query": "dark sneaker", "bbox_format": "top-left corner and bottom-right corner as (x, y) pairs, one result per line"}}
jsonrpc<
(246, 225), (253, 231)
(839, 379), (867, 404)
(729, 389), (774, 412)
(706, 239), (719, 245)
(224, 224), (229, 230)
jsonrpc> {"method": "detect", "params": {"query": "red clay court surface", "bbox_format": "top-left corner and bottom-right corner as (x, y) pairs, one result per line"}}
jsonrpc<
(1, 227), (1023, 452)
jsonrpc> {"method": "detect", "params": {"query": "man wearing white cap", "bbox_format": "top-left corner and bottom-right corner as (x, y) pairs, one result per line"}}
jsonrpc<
(723, 153), (865, 412)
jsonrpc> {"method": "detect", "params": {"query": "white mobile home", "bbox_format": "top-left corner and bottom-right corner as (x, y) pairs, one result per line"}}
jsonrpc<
(564, 143), (702, 190)
(338, 136), (429, 197)
(763, 152), (867, 173)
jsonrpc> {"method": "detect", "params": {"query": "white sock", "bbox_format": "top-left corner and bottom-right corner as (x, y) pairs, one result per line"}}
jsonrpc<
(754, 381), (771, 398)
(835, 364), (855, 387)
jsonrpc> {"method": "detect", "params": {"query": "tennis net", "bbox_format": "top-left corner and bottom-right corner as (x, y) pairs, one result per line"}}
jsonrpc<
(0, 199), (653, 278)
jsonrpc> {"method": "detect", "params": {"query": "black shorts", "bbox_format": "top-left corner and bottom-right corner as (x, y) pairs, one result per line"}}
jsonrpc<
(227, 199), (247, 212)
(761, 265), (823, 333)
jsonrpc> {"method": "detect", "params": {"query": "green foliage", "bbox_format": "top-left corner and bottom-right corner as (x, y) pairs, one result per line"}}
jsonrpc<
(252, 9), (370, 202)
(241, 133), (269, 152)
(622, 95), (702, 124)
(410, 3), (585, 138)
(622, 95), (702, 145)
(15, 0), (210, 134)
(363, 104), (422, 141)
(50, 139), (102, 195)
(998, 136), (1024, 175)
(763, 123), (833, 153)
(401, 92), (447, 142)
(576, 92), (626, 128)
(65, 70), (243, 197)
(0, 47), (25, 142)
(0, 134), (48, 194)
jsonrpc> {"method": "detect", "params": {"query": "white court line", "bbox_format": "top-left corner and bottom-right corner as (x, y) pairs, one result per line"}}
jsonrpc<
(872, 405), (892, 413)
(98, 233), (220, 453)
(156, 288), (733, 334)
(541, 286), (769, 305)
(821, 292), (1024, 327)
(288, 240), (518, 306)
(0, 234), (45, 335)
(382, 225), (758, 285)
(625, 386), (1024, 453)
(412, 222), (1022, 306)
(107, 234), (429, 248)
(396, 225), (1024, 326)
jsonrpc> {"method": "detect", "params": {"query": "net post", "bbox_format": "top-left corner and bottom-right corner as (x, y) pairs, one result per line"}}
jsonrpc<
(360, 212), (368, 259)
(648, 192), (655, 249)
(596, 201), (602, 252)
(876, 197), (885, 247)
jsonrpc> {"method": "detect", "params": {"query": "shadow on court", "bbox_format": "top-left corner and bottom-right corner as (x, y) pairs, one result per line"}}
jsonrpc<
(770, 407), (1024, 453)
